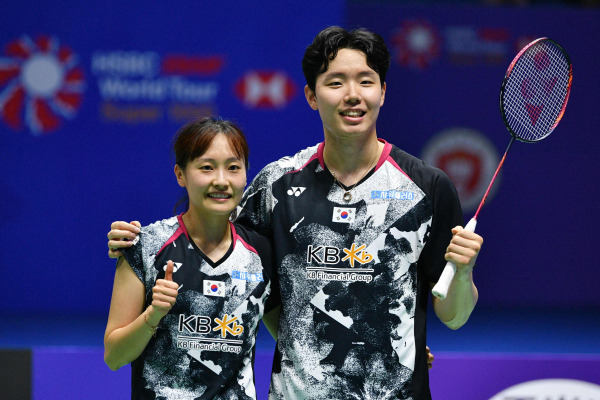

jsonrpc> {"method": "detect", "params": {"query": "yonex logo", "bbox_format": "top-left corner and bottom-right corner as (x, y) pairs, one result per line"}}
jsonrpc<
(287, 186), (306, 197)
(163, 262), (183, 273)
(519, 50), (560, 127)
(0, 35), (85, 134)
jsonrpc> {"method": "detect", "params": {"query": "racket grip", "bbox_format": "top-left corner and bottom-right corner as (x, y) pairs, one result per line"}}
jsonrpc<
(431, 218), (478, 300)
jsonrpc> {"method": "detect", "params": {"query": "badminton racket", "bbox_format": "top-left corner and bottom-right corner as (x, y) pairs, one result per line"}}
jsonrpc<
(432, 37), (573, 299)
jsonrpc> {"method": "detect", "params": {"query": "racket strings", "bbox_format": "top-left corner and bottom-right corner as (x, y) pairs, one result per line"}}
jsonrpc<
(502, 41), (571, 142)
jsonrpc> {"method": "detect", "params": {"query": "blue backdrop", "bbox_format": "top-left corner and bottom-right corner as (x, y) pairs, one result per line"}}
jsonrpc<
(1, 1), (598, 319)
(0, 0), (341, 315)
(347, 3), (599, 308)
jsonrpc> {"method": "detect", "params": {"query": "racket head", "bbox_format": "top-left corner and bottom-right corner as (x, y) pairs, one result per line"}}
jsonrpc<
(500, 38), (572, 143)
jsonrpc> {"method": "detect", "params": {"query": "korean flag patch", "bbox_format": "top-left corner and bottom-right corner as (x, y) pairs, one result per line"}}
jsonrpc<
(204, 280), (226, 297)
(332, 207), (355, 223)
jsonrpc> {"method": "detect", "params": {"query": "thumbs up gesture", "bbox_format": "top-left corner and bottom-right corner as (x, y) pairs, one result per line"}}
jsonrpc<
(150, 260), (179, 319)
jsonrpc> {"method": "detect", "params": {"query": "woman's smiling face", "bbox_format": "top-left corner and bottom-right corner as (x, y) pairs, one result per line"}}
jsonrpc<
(175, 133), (247, 219)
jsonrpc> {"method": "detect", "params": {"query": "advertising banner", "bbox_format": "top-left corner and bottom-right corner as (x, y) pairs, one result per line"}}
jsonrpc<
(0, 0), (342, 314)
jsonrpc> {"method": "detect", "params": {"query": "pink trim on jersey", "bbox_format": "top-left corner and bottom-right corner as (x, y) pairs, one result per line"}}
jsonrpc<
(156, 213), (188, 256)
(157, 215), (258, 256)
(376, 139), (391, 170)
(285, 139), (410, 181)
(378, 139), (412, 181)
(176, 213), (191, 240)
(230, 223), (259, 255)
(316, 141), (326, 170)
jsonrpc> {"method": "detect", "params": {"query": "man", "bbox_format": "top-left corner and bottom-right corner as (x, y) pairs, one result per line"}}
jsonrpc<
(109, 26), (482, 399)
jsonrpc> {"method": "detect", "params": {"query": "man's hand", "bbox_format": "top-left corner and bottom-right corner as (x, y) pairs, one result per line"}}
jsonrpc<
(107, 221), (141, 258)
(433, 225), (482, 330)
(444, 226), (483, 279)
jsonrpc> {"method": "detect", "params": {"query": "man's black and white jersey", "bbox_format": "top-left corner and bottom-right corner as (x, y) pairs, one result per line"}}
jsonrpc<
(121, 214), (274, 400)
(237, 140), (463, 399)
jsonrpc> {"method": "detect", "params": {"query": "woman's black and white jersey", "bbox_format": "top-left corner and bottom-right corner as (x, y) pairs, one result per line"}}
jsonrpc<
(121, 214), (274, 400)
(236, 140), (463, 400)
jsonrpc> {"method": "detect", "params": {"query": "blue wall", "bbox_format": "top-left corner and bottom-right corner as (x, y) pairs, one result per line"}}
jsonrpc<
(347, 3), (600, 308)
(1, 1), (598, 318)
(0, 1), (342, 315)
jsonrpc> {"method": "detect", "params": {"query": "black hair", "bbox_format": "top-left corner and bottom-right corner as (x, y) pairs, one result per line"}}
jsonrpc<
(302, 26), (391, 93)
(172, 116), (249, 214)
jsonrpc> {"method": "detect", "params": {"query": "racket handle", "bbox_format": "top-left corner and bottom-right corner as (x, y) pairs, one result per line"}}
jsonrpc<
(431, 218), (478, 300)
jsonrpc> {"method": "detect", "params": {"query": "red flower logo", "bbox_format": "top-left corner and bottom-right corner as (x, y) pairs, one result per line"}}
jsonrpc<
(0, 35), (85, 134)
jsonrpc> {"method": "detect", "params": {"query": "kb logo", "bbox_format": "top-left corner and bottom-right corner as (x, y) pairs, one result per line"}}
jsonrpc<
(179, 314), (244, 338)
(307, 244), (373, 268)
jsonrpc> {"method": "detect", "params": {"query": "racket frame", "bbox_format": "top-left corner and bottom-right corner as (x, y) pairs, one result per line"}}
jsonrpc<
(500, 37), (573, 144)
(432, 37), (572, 300)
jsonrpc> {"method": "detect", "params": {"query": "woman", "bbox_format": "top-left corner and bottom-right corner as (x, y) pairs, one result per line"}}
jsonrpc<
(104, 117), (278, 399)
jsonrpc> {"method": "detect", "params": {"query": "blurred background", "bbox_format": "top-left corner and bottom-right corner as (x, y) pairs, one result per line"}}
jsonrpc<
(1, 1), (599, 399)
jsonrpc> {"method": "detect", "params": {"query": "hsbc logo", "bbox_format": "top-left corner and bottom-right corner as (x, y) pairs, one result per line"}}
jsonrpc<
(234, 70), (296, 108)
